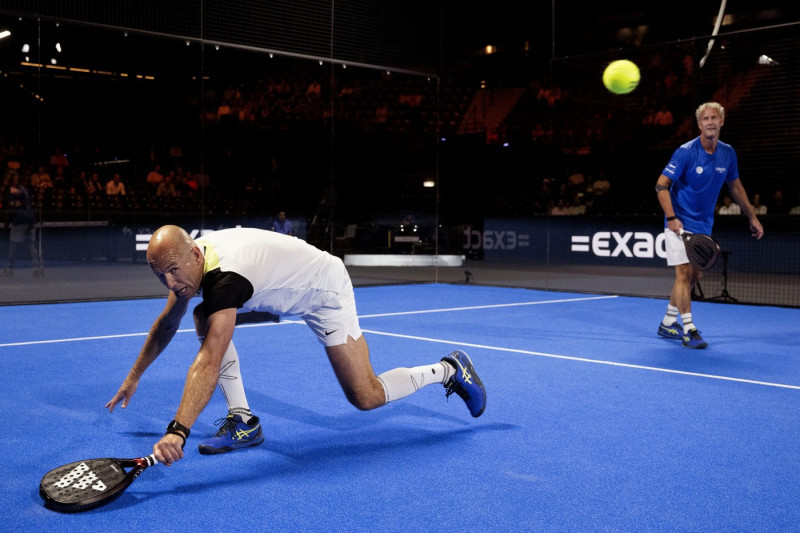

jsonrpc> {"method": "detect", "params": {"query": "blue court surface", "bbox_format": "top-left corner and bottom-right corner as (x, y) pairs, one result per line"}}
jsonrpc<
(1, 284), (798, 532)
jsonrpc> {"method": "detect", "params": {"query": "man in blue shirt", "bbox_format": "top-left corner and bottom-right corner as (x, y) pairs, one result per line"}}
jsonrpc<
(654, 102), (763, 349)
(271, 210), (293, 235)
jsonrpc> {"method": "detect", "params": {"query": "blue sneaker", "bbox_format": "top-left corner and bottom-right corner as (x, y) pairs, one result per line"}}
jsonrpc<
(682, 329), (708, 349)
(657, 322), (682, 340)
(197, 414), (265, 455)
(441, 350), (486, 418)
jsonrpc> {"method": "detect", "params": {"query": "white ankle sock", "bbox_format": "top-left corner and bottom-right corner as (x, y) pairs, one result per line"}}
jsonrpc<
(662, 304), (679, 326)
(680, 313), (696, 333)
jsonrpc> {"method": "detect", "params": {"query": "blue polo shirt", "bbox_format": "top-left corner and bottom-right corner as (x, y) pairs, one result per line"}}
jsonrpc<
(661, 136), (739, 234)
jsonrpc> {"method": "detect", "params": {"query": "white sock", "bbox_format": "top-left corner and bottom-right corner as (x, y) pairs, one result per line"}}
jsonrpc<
(680, 313), (696, 333)
(199, 337), (252, 419)
(662, 304), (679, 326)
(376, 362), (454, 403)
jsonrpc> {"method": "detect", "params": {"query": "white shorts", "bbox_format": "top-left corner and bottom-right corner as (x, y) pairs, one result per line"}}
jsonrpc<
(301, 259), (363, 347)
(664, 228), (689, 266)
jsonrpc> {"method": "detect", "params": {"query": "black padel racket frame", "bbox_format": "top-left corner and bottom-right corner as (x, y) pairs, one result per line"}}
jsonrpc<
(681, 230), (721, 271)
(40, 454), (157, 513)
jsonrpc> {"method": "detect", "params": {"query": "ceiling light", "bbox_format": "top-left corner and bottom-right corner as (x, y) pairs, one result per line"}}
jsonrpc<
(0, 30), (10, 40)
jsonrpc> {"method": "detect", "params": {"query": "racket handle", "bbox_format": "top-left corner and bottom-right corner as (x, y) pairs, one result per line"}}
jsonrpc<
(145, 454), (158, 466)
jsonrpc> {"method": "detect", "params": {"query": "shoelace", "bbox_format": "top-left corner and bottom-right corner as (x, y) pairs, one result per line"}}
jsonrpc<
(444, 379), (468, 401)
(212, 415), (238, 436)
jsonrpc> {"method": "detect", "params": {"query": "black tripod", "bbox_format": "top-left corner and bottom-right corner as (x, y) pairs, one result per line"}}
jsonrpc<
(708, 251), (737, 302)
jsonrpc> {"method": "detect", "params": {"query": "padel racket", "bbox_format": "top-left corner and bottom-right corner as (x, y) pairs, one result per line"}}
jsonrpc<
(681, 230), (721, 271)
(39, 454), (157, 513)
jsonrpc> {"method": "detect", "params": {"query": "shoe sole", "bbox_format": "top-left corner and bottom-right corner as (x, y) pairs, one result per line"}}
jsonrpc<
(682, 342), (708, 349)
(198, 435), (265, 455)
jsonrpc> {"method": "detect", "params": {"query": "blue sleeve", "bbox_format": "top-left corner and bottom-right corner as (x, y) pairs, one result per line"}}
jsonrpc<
(662, 146), (688, 181)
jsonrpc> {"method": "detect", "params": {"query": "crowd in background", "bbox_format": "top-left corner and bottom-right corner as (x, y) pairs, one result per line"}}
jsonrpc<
(2, 52), (799, 224)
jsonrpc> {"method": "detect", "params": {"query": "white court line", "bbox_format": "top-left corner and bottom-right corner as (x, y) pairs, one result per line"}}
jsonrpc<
(0, 295), (612, 347)
(358, 294), (619, 319)
(361, 329), (800, 391)
(3, 296), (797, 391)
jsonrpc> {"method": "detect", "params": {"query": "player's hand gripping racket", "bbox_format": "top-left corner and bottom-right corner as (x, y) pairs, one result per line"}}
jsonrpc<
(39, 454), (157, 513)
(680, 229), (721, 271)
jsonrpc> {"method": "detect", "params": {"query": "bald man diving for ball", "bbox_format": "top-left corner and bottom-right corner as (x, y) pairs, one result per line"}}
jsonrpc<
(106, 225), (486, 465)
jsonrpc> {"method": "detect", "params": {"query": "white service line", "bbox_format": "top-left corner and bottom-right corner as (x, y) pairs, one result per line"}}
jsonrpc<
(358, 294), (619, 319)
(361, 329), (800, 391)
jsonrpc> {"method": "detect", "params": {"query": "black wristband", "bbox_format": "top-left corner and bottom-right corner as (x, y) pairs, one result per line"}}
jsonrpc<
(166, 420), (190, 449)
(666, 216), (677, 221)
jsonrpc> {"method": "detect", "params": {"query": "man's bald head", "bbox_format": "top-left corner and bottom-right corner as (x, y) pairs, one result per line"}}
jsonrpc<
(148, 225), (194, 261)
(147, 225), (205, 298)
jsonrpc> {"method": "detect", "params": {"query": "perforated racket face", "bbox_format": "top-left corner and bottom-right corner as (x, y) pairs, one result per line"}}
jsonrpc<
(685, 233), (721, 271)
(40, 458), (127, 508)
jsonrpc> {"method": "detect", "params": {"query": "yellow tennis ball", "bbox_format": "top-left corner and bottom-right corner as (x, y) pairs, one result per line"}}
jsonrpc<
(603, 59), (640, 95)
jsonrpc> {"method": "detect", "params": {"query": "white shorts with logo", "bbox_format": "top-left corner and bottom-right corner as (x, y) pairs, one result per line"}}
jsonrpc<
(301, 257), (363, 347)
(664, 228), (689, 266)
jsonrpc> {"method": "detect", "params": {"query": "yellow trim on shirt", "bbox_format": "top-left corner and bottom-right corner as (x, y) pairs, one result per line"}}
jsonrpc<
(196, 239), (220, 274)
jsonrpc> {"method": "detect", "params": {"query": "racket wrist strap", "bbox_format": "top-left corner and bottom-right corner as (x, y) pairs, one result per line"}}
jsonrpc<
(666, 215), (677, 221)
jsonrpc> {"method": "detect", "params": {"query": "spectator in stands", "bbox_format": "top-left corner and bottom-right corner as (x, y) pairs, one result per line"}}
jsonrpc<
(157, 174), (179, 197)
(106, 173), (127, 196)
(194, 165), (210, 190)
(789, 197), (800, 215)
(49, 147), (69, 173)
(146, 164), (164, 191)
(751, 193), (767, 215)
(654, 102), (763, 350)
(271, 210), (293, 235)
(717, 194), (740, 215)
(66, 184), (85, 210)
(653, 104), (674, 128)
(86, 172), (103, 198)
(1, 173), (41, 277)
(550, 198), (569, 215)
(181, 170), (198, 197)
(567, 193), (586, 215)
(768, 189), (790, 214)
(31, 165), (52, 191)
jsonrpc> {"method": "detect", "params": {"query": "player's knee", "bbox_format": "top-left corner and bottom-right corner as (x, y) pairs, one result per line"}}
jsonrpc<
(343, 385), (384, 411)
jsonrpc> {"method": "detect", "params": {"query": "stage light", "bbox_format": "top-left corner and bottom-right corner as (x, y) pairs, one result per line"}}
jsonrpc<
(55, 42), (62, 53)
(0, 30), (10, 40)
(423, 180), (435, 188)
(22, 43), (30, 53)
